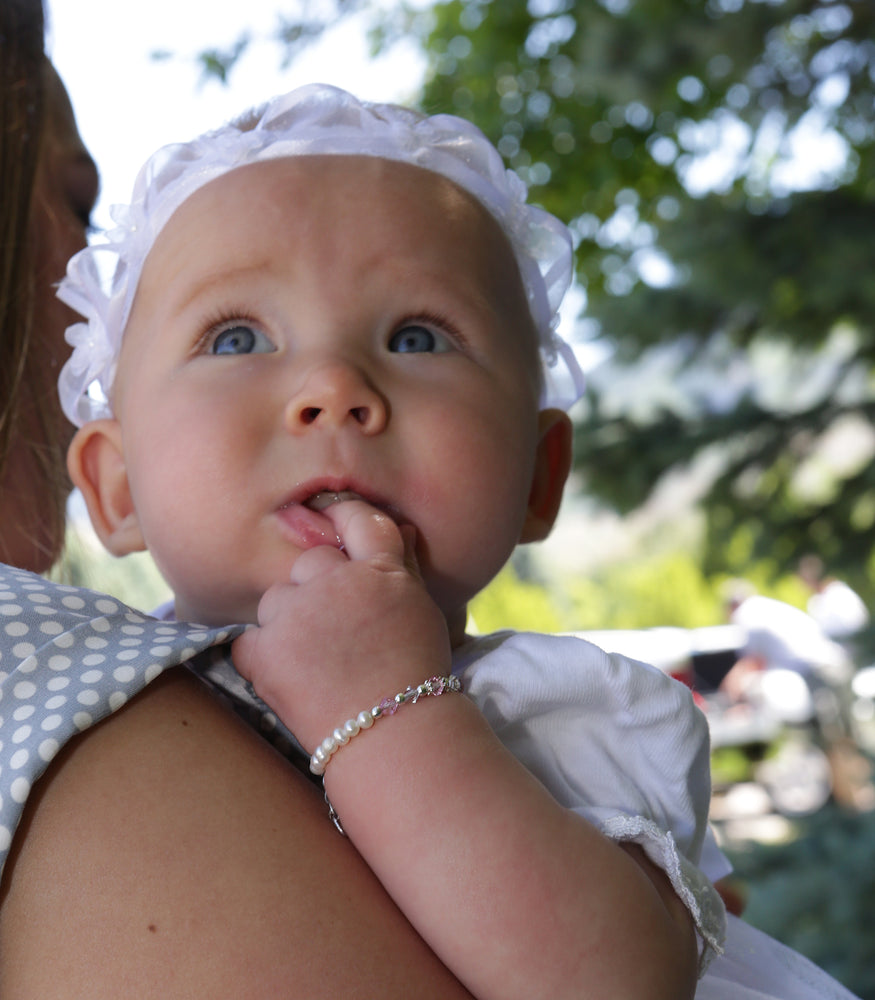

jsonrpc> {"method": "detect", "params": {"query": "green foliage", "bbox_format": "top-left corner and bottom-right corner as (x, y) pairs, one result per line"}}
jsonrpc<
(469, 563), (564, 633)
(416, 0), (875, 599)
(471, 545), (807, 633)
(53, 525), (171, 614)
(725, 803), (875, 999)
(566, 548), (723, 629)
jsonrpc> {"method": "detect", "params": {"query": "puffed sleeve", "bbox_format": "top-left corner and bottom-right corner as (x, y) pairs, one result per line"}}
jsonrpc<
(454, 630), (727, 965)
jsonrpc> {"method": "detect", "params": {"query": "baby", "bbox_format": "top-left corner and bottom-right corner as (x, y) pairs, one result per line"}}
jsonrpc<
(57, 85), (859, 1000)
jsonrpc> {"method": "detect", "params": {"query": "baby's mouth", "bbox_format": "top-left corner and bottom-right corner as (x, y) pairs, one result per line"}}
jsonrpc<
(303, 490), (366, 512)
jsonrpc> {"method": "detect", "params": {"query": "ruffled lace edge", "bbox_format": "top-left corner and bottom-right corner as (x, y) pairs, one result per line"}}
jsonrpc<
(601, 813), (727, 975)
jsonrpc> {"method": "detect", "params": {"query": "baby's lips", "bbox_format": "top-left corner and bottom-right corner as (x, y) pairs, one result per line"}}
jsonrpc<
(275, 501), (344, 550)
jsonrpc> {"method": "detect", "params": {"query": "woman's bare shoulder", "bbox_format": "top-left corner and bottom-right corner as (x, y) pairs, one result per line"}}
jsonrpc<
(0, 668), (471, 999)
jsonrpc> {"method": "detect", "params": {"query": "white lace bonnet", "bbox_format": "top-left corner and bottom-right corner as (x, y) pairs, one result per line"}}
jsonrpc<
(57, 83), (585, 426)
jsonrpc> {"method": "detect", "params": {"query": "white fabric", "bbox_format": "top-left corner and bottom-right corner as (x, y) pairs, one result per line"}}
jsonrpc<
(56, 83), (585, 426)
(453, 630), (860, 997)
(454, 630), (727, 965)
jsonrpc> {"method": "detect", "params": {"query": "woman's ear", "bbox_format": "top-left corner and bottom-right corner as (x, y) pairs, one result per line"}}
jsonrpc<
(520, 408), (573, 544)
(66, 420), (146, 556)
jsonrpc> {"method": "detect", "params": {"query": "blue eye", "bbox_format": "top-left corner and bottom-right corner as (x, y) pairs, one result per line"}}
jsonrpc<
(210, 324), (275, 355)
(388, 324), (451, 354)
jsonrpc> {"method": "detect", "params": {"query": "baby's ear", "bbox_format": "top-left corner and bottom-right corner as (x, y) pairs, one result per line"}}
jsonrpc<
(519, 408), (573, 544)
(67, 420), (146, 556)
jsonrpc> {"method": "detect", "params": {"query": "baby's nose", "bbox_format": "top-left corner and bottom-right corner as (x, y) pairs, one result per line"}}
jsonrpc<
(284, 362), (387, 434)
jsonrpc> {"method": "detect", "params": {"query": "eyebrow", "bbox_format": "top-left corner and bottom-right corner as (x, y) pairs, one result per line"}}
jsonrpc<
(160, 262), (271, 318)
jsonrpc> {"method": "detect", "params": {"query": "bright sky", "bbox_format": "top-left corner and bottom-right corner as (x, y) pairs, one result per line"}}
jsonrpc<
(47, 0), (427, 230)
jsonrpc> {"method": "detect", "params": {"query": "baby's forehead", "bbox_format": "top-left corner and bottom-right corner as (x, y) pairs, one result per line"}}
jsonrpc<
(141, 155), (535, 319)
(162, 155), (508, 242)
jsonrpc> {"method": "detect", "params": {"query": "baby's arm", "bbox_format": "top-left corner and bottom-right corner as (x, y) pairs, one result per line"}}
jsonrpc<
(233, 502), (698, 1000)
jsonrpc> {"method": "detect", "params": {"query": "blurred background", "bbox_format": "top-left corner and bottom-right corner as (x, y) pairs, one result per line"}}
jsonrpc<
(47, 1), (875, 994)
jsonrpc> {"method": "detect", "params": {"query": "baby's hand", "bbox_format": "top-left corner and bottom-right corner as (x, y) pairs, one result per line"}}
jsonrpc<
(232, 500), (452, 752)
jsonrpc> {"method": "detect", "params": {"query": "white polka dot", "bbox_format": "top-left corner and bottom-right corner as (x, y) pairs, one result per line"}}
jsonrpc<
(0, 826), (10, 851)
(12, 642), (35, 657)
(61, 595), (86, 610)
(38, 739), (60, 762)
(12, 705), (35, 722)
(150, 645), (173, 657)
(145, 663), (164, 683)
(4, 622), (28, 637)
(39, 621), (64, 635)
(80, 669), (103, 685)
(12, 725), (32, 744)
(85, 636), (108, 650)
(122, 624), (145, 635)
(27, 593), (51, 604)
(82, 654), (105, 667)
(156, 626), (178, 636)
(90, 619), (111, 633)
(10, 748), (29, 769)
(47, 676), (69, 692)
(115, 649), (139, 662)
(21, 581), (45, 591)
(33, 605), (58, 616)
(95, 599), (120, 614)
(186, 632), (208, 643)
(41, 714), (62, 732)
(53, 632), (75, 648)
(48, 655), (71, 672)
(73, 712), (93, 731)
(108, 691), (128, 711)
(17, 656), (37, 674)
(77, 690), (100, 707)
(10, 777), (30, 802)
(0, 604), (23, 616)
(179, 647), (196, 661)
(113, 666), (136, 683)
(124, 613), (146, 624)
(120, 638), (143, 647)
(13, 681), (36, 700)
(45, 695), (67, 710)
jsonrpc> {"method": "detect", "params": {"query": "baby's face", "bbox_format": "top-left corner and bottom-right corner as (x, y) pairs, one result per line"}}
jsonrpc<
(110, 156), (553, 627)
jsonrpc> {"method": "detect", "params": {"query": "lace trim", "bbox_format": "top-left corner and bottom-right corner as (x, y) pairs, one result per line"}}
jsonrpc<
(602, 814), (726, 975)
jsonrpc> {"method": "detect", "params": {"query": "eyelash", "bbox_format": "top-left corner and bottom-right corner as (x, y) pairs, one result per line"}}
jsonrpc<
(193, 309), (264, 354)
(189, 308), (467, 354)
(396, 310), (467, 350)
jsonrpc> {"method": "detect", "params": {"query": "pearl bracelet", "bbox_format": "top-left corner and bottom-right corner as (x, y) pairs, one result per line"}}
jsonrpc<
(309, 674), (462, 777)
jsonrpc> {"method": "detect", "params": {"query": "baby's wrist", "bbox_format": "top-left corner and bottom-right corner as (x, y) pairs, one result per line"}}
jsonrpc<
(309, 673), (462, 776)
(308, 673), (463, 835)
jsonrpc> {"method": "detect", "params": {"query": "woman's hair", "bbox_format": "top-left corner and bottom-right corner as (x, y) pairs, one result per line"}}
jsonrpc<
(0, 0), (70, 564)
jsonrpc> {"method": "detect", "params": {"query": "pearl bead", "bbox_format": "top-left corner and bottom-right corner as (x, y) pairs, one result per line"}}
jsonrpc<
(342, 718), (360, 739)
(333, 727), (350, 746)
(357, 710), (375, 729)
(321, 735), (338, 756)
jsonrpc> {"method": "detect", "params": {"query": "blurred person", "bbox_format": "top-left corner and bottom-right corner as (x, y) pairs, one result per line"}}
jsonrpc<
(797, 554), (870, 643)
(721, 580), (850, 700)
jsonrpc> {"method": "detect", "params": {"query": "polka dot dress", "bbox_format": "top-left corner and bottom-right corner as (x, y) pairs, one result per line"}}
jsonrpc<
(0, 564), (302, 879)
